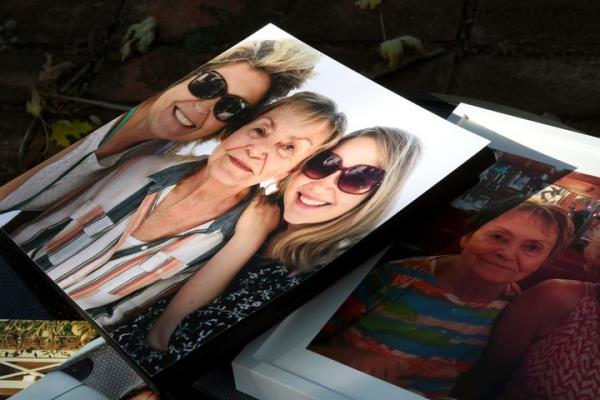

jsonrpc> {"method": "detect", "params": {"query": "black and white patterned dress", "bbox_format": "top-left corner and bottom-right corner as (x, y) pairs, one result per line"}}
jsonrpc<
(109, 255), (314, 375)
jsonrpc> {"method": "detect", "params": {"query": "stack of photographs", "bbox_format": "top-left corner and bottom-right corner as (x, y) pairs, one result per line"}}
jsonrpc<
(234, 104), (600, 400)
(0, 25), (491, 392)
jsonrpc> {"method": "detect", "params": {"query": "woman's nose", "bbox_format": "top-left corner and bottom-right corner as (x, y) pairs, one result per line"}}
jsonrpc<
(497, 241), (519, 259)
(311, 171), (342, 191)
(246, 142), (268, 160)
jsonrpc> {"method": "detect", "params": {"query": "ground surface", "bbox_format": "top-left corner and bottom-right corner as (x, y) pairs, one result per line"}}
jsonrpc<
(1, 0), (599, 183)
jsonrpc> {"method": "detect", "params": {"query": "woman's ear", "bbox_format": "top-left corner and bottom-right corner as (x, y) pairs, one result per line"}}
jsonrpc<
(459, 234), (472, 249)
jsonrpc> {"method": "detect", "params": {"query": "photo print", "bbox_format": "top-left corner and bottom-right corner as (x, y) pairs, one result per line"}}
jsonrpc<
(0, 24), (487, 384)
(309, 147), (600, 399)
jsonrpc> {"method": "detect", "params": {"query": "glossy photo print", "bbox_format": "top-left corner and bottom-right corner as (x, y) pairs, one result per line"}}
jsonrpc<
(0, 24), (487, 383)
(309, 149), (600, 399)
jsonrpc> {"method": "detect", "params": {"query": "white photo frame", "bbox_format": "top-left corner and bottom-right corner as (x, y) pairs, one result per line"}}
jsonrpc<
(233, 103), (600, 400)
(233, 248), (426, 400)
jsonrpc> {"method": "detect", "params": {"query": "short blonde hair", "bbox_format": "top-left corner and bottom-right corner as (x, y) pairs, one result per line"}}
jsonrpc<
(148, 39), (318, 110)
(223, 91), (347, 149)
(466, 199), (574, 257)
(200, 39), (319, 102)
(268, 127), (421, 271)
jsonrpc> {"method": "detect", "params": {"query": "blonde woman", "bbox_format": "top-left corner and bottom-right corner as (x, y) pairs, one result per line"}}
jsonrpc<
(11, 91), (346, 328)
(455, 226), (600, 400)
(0, 39), (320, 210)
(147, 127), (421, 351)
(312, 200), (574, 399)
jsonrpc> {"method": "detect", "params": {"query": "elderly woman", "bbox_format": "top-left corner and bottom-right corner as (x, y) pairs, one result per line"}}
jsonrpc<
(310, 200), (574, 399)
(11, 92), (346, 327)
(454, 226), (600, 400)
(0, 38), (319, 210)
(146, 126), (421, 351)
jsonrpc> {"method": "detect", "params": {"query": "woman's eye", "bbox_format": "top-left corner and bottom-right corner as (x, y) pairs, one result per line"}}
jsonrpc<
(250, 127), (266, 137)
(523, 243), (543, 254)
(280, 143), (296, 153)
(488, 233), (506, 242)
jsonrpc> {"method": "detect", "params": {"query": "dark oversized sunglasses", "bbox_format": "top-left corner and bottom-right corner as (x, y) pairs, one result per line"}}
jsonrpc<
(187, 71), (251, 122)
(302, 150), (385, 195)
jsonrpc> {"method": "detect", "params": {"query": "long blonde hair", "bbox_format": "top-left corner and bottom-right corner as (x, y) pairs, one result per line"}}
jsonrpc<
(268, 127), (421, 271)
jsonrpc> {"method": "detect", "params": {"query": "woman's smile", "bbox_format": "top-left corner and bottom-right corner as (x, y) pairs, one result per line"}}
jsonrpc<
(227, 154), (254, 174)
(296, 191), (332, 208)
(173, 106), (196, 128)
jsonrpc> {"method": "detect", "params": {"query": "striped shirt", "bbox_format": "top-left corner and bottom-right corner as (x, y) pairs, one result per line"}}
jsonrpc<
(0, 107), (172, 212)
(321, 257), (515, 398)
(12, 155), (256, 327)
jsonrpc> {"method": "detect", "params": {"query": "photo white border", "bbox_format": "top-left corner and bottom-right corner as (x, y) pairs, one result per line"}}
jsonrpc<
(233, 248), (426, 400)
(0, 23), (493, 386)
(233, 103), (600, 400)
(183, 24), (490, 222)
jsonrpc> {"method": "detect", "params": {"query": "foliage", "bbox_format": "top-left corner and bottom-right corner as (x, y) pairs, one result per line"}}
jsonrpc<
(39, 54), (74, 83)
(379, 36), (426, 70)
(120, 17), (157, 62)
(26, 88), (43, 118)
(0, 320), (98, 358)
(22, 53), (100, 156)
(50, 120), (95, 148)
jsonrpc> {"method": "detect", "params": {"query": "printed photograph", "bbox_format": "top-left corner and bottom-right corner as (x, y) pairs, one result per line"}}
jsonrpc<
(0, 25), (486, 377)
(309, 149), (600, 399)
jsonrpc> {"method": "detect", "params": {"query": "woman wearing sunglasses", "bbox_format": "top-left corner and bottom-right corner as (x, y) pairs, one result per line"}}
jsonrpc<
(11, 91), (346, 328)
(0, 39), (319, 211)
(147, 127), (421, 351)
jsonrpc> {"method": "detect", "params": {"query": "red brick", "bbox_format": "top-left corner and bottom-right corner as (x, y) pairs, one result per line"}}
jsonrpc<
(377, 52), (456, 94)
(88, 47), (214, 103)
(281, 0), (461, 43)
(472, 0), (600, 54)
(0, 51), (46, 102)
(120, 0), (245, 43)
(1, 0), (121, 45)
(450, 55), (600, 118)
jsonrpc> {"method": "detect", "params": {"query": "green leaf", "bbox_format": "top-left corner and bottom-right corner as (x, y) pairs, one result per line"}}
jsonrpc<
(26, 88), (42, 118)
(50, 119), (94, 148)
(378, 35), (426, 70)
(120, 17), (157, 62)
(355, 0), (382, 10)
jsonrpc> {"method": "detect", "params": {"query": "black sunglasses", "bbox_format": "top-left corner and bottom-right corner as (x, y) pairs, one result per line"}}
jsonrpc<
(187, 71), (251, 122)
(302, 150), (385, 195)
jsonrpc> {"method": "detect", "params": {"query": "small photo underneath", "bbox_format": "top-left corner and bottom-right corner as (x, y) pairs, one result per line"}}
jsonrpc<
(309, 150), (600, 399)
(0, 320), (97, 398)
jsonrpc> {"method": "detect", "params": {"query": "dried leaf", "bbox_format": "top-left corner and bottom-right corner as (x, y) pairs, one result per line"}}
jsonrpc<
(39, 53), (74, 83)
(26, 88), (42, 118)
(355, 0), (382, 10)
(120, 40), (132, 62)
(50, 119), (94, 148)
(120, 17), (157, 62)
(379, 35), (426, 70)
